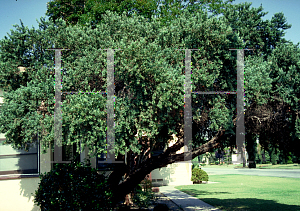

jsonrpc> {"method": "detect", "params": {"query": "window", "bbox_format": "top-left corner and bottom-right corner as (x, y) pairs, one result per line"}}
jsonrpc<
(0, 139), (39, 175)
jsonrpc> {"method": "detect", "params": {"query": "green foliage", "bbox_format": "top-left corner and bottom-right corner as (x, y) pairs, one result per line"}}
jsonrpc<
(262, 148), (270, 164)
(0, 0), (299, 192)
(287, 155), (293, 164)
(132, 182), (156, 208)
(223, 147), (232, 164)
(191, 168), (209, 183)
(0, 8), (240, 157)
(132, 189), (156, 208)
(244, 55), (272, 108)
(33, 160), (114, 211)
(270, 147), (278, 165)
(222, 2), (292, 58)
(45, 0), (237, 29)
(46, 0), (159, 28)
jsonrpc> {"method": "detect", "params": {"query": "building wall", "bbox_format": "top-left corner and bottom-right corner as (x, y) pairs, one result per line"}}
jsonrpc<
(0, 177), (41, 211)
(151, 134), (193, 186)
(0, 143), (51, 211)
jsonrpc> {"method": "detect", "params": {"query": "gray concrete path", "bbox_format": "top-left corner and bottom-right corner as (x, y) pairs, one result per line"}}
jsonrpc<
(159, 185), (222, 211)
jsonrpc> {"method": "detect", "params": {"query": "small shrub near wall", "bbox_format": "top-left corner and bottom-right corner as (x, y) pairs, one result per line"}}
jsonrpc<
(34, 160), (114, 211)
(132, 180), (156, 208)
(191, 168), (209, 184)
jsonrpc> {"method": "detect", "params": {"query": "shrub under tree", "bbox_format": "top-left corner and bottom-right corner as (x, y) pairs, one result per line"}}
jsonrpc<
(34, 159), (114, 211)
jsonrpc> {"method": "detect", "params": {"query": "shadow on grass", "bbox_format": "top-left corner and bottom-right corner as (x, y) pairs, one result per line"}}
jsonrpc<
(179, 188), (232, 197)
(199, 198), (300, 211)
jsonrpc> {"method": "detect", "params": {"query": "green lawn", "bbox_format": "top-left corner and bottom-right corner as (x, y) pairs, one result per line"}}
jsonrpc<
(201, 163), (300, 169)
(175, 174), (300, 211)
(253, 163), (300, 169)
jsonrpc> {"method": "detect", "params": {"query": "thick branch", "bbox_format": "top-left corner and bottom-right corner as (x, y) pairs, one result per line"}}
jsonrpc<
(157, 127), (224, 164)
(109, 127), (225, 204)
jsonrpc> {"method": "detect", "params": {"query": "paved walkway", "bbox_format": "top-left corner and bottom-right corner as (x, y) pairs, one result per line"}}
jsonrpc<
(159, 185), (222, 211)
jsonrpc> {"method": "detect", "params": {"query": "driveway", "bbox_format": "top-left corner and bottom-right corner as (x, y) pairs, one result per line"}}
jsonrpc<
(202, 167), (300, 179)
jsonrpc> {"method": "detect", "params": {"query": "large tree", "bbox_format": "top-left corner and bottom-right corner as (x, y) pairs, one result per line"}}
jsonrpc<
(0, 1), (299, 208)
(0, 9), (244, 205)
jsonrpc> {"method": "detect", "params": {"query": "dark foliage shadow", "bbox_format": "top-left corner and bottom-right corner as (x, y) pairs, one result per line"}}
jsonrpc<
(179, 188), (232, 196)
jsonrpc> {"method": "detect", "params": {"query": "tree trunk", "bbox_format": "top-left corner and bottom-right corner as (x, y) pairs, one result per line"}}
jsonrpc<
(246, 132), (257, 168)
(107, 128), (225, 207)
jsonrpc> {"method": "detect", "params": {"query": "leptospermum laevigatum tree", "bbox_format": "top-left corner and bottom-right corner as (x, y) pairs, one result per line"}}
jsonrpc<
(0, 9), (245, 205)
(45, 0), (300, 169)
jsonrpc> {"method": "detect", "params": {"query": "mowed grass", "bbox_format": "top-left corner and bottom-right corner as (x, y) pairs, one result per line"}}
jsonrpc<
(175, 174), (300, 211)
(254, 163), (300, 169)
(201, 164), (239, 168)
(201, 163), (300, 169)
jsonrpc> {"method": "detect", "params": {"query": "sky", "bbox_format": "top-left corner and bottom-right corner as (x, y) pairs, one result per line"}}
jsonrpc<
(0, 0), (299, 46)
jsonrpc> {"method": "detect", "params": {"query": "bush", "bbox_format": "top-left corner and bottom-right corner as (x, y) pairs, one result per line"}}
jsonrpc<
(287, 153), (293, 164)
(191, 168), (209, 184)
(132, 185), (155, 208)
(132, 179), (156, 208)
(34, 160), (114, 211)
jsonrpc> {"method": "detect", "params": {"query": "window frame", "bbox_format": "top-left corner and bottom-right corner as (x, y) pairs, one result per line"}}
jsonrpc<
(0, 138), (40, 179)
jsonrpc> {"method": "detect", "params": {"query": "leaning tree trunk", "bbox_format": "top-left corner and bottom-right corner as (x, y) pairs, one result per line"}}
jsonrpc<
(246, 132), (257, 168)
(106, 128), (225, 207)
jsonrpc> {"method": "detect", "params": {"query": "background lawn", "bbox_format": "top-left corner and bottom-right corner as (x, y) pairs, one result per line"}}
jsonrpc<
(201, 163), (300, 169)
(175, 174), (300, 211)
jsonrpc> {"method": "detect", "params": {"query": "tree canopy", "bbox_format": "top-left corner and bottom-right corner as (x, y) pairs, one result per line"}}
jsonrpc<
(0, 0), (299, 205)
(45, 0), (237, 27)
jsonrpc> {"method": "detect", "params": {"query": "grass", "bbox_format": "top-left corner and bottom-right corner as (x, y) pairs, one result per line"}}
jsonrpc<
(200, 164), (238, 168)
(201, 163), (300, 169)
(175, 174), (300, 211)
(254, 163), (300, 169)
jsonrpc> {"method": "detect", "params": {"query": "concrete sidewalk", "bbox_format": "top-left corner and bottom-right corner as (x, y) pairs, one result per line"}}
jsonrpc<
(159, 185), (222, 211)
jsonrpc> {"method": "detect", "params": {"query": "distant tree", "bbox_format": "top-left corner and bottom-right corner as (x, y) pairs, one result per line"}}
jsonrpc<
(46, 0), (159, 27)
(221, 2), (292, 58)
(220, 2), (298, 168)
(45, 0), (237, 28)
